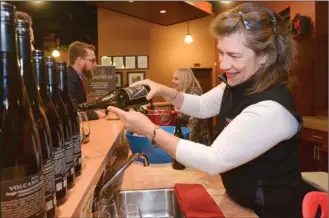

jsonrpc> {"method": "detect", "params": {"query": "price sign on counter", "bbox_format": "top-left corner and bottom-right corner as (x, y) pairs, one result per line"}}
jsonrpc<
(85, 65), (116, 102)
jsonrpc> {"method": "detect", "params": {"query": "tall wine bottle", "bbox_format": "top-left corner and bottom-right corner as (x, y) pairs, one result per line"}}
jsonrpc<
(58, 61), (82, 177)
(32, 50), (68, 206)
(78, 85), (150, 111)
(172, 117), (186, 170)
(16, 19), (56, 217)
(46, 56), (75, 189)
(0, 2), (46, 218)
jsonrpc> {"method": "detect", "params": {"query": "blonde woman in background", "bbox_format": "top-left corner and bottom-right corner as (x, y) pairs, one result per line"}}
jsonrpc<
(172, 68), (212, 146)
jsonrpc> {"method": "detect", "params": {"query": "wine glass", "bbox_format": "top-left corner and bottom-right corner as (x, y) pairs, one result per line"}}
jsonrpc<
(120, 204), (142, 218)
(97, 198), (118, 218)
(78, 112), (85, 143)
(91, 210), (111, 218)
(79, 111), (90, 144)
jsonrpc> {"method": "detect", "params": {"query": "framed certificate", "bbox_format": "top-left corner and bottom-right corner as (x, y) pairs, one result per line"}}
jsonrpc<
(112, 56), (125, 69)
(124, 56), (136, 69)
(137, 55), (148, 69)
(101, 56), (112, 66)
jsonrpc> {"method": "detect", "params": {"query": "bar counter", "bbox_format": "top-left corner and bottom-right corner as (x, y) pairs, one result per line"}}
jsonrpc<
(121, 163), (257, 218)
(303, 116), (328, 132)
(57, 119), (124, 218)
(57, 118), (257, 218)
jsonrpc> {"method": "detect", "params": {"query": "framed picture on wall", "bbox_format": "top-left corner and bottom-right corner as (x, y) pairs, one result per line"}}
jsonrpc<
(115, 72), (123, 88)
(127, 71), (145, 85)
(101, 56), (112, 66)
(124, 56), (136, 69)
(137, 55), (148, 69)
(112, 56), (125, 69)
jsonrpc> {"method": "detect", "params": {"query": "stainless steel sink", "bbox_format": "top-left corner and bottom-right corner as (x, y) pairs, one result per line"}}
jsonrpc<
(114, 188), (184, 218)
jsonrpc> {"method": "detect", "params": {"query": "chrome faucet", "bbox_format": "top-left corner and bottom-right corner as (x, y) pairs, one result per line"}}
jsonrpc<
(99, 152), (149, 196)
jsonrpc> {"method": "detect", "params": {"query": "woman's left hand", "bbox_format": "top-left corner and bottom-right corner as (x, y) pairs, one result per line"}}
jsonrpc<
(107, 106), (156, 138)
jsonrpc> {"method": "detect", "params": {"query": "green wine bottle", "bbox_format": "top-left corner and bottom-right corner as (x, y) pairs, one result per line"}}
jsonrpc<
(78, 85), (151, 111)
(172, 117), (186, 170)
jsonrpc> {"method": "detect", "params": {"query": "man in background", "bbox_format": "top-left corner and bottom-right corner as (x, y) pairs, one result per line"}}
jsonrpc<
(15, 11), (35, 51)
(67, 41), (105, 120)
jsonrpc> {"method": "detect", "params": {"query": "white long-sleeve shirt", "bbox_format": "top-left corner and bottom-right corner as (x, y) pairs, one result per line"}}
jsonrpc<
(176, 83), (300, 175)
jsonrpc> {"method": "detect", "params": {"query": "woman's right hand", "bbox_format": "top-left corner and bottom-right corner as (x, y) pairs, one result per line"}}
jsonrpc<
(130, 79), (167, 100)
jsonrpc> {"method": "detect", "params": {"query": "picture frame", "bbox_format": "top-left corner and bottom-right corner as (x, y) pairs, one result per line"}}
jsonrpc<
(124, 56), (136, 69)
(115, 72), (123, 88)
(112, 56), (125, 69)
(101, 56), (112, 66)
(127, 71), (145, 85)
(137, 55), (148, 69)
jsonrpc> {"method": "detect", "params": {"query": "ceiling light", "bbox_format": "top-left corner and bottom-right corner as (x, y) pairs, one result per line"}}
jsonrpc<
(184, 21), (193, 44)
(184, 34), (193, 44)
(30, 1), (44, 4)
(160, 10), (166, 14)
(220, 1), (231, 3)
(52, 49), (60, 58)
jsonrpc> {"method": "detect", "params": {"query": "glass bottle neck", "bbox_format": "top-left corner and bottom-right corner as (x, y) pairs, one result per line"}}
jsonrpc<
(1, 22), (24, 103)
(47, 67), (60, 97)
(59, 69), (69, 103)
(18, 32), (43, 106)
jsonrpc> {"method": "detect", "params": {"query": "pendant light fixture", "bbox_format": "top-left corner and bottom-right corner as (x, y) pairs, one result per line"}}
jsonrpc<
(51, 36), (60, 58)
(184, 21), (193, 44)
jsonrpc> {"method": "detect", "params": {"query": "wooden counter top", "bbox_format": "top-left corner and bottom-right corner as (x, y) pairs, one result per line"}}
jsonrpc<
(303, 116), (328, 132)
(121, 163), (258, 218)
(57, 119), (124, 218)
(56, 118), (257, 217)
(302, 172), (328, 192)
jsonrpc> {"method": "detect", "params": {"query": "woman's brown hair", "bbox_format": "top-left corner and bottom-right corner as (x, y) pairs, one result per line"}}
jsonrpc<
(210, 3), (297, 94)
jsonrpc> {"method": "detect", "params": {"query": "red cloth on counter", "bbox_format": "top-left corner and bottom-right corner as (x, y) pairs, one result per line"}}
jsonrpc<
(174, 183), (225, 218)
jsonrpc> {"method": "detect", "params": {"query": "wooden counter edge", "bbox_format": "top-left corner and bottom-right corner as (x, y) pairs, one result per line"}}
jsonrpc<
(57, 119), (124, 218)
(303, 116), (328, 132)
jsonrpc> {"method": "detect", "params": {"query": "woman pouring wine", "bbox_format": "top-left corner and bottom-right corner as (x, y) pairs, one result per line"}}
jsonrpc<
(108, 3), (311, 218)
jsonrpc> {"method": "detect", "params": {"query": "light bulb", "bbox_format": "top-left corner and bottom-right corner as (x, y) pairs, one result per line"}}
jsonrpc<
(31, 1), (43, 4)
(184, 34), (193, 44)
(52, 49), (60, 58)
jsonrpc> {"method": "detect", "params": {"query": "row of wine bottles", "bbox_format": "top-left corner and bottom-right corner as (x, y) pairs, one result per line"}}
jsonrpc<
(1, 2), (81, 218)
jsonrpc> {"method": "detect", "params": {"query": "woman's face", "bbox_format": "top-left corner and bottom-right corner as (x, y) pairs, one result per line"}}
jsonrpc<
(217, 32), (265, 87)
(172, 71), (182, 91)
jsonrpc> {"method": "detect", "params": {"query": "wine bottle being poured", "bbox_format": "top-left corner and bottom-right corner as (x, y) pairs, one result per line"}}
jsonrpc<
(78, 85), (151, 111)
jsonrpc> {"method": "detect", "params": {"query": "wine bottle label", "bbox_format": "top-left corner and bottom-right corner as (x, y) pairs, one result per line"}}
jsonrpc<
(64, 139), (74, 176)
(1, 172), (46, 218)
(43, 158), (55, 211)
(72, 134), (82, 166)
(52, 147), (66, 192)
(63, 178), (67, 188)
(123, 86), (148, 100)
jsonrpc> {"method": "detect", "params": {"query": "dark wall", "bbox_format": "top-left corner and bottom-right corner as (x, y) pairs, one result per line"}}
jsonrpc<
(11, 1), (98, 51)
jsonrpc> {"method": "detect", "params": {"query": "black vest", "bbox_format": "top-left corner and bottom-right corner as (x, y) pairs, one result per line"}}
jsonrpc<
(217, 75), (303, 210)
